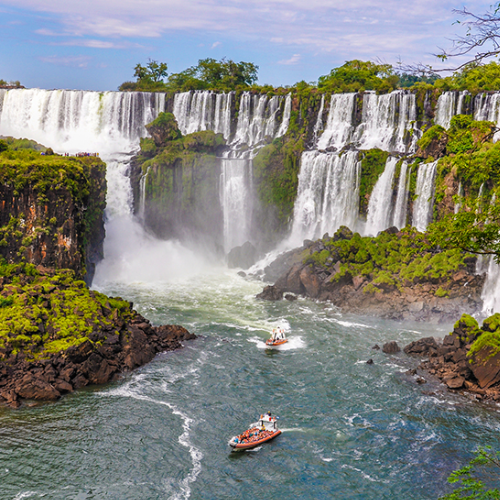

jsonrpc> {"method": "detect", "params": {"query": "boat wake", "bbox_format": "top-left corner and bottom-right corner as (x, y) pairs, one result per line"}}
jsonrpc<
(248, 336), (306, 350)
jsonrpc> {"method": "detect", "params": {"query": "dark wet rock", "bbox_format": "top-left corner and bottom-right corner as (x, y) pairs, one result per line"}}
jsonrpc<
(284, 293), (297, 301)
(382, 341), (401, 354)
(256, 285), (283, 301)
(227, 241), (259, 269)
(237, 271), (246, 278)
(372, 345), (380, 350)
(404, 315), (500, 402)
(366, 359), (374, 365)
(0, 314), (196, 408)
(416, 377), (427, 385)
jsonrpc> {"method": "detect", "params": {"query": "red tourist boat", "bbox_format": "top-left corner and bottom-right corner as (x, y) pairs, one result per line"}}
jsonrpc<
(265, 328), (288, 346)
(229, 413), (281, 450)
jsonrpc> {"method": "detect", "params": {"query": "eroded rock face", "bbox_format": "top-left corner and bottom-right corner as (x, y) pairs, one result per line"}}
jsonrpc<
(0, 157), (106, 285)
(403, 315), (500, 402)
(258, 228), (485, 323)
(0, 316), (196, 408)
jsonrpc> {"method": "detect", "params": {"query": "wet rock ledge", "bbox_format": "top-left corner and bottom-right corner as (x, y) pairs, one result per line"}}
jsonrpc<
(404, 313), (500, 402)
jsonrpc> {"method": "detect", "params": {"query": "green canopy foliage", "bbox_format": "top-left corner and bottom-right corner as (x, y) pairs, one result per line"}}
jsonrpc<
(166, 57), (259, 92)
(317, 60), (399, 93)
(119, 57), (258, 92)
(439, 447), (500, 499)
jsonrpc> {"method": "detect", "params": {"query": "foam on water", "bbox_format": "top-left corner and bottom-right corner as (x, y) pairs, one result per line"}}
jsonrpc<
(103, 375), (203, 500)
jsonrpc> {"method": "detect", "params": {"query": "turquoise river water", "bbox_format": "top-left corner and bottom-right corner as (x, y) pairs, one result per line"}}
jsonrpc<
(1, 267), (500, 499)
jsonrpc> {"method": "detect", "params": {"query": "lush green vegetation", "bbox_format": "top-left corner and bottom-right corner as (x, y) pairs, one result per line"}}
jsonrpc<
(318, 60), (399, 94)
(0, 261), (132, 361)
(0, 143), (106, 276)
(303, 226), (472, 294)
(358, 149), (390, 214)
(439, 447), (500, 499)
(426, 115), (500, 262)
(120, 58), (259, 92)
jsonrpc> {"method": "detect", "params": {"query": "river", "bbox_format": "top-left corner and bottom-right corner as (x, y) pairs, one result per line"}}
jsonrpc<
(2, 265), (500, 499)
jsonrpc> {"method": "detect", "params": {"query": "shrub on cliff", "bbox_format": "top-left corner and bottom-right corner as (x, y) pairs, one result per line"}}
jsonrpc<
(0, 263), (132, 361)
(304, 227), (473, 291)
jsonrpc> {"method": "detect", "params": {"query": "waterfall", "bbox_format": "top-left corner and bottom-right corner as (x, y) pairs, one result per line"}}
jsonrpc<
(173, 91), (232, 140)
(355, 91), (417, 153)
(316, 93), (356, 150)
(276, 94), (292, 138)
(412, 160), (437, 232)
(392, 161), (409, 229)
(434, 91), (469, 129)
(138, 166), (151, 220)
(312, 95), (325, 144)
(0, 89), (165, 220)
(289, 151), (360, 245)
(365, 157), (398, 235)
(220, 158), (253, 252)
(454, 182), (463, 214)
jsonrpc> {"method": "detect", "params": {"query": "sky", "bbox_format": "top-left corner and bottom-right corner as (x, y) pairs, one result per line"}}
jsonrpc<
(0, 0), (496, 91)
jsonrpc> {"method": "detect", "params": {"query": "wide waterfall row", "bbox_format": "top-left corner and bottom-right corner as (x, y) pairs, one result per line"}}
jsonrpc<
(173, 90), (291, 152)
(0, 88), (165, 154)
(316, 90), (419, 154)
(291, 152), (433, 243)
(0, 88), (166, 222)
(435, 90), (500, 139)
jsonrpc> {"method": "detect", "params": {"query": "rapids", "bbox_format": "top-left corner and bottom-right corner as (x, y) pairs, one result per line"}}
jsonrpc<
(2, 271), (500, 499)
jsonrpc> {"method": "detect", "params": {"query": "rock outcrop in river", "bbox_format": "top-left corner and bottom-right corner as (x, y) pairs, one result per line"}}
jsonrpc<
(258, 226), (484, 323)
(404, 313), (500, 402)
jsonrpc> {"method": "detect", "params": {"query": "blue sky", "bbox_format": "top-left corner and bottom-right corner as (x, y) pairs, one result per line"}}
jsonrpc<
(0, 0), (495, 91)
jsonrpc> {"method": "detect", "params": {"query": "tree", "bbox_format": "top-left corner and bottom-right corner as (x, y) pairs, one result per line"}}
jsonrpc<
(119, 59), (168, 91)
(439, 447), (500, 499)
(165, 57), (259, 92)
(134, 60), (168, 83)
(317, 60), (399, 93)
(437, 4), (500, 70)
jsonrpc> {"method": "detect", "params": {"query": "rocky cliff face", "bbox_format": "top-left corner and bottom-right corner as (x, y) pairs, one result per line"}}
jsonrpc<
(0, 145), (195, 408)
(258, 226), (485, 323)
(130, 113), (226, 249)
(404, 314), (500, 402)
(0, 152), (106, 284)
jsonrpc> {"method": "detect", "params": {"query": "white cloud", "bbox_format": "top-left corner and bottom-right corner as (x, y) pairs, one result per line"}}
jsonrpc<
(211, 41), (221, 48)
(39, 55), (91, 68)
(278, 53), (301, 65)
(2, 0), (496, 66)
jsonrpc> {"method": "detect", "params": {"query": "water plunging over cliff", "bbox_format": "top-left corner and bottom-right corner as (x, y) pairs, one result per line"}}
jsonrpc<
(289, 151), (360, 244)
(316, 93), (356, 150)
(173, 91), (232, 139)
(434, 91), (469, 129)
(392, 161), (410, 229)
(412, 161), (437, 232)
(0, 88), (210, 282)
(354, 91), (418, 153)
(220, 158), (253, 252)
(172, 91), (292, 252)
(365, 157), (398, 236)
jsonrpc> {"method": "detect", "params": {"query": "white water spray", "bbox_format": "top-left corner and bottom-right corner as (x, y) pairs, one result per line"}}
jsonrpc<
(412, 161), (437, 232)
(365, 157), (398, 235)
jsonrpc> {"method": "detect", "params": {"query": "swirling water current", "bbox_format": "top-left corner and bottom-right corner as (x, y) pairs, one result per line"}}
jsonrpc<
(2, 269), (500, 500)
